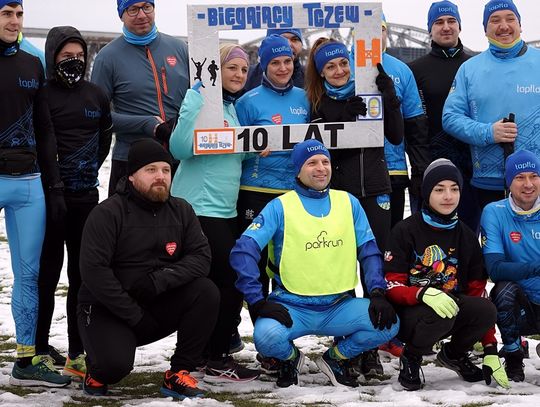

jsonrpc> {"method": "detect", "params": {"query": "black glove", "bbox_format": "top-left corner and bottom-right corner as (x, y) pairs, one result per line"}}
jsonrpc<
(344, 95), (367, 119)
(46, 187), (67, 223)
(132, 312), (159, 339)
(154, 116), (179, 144)
(128, 274), (157, 305)
(248, 300), (293, 327)
(368, 288), (397, 330)
(375, 63), (401, 111)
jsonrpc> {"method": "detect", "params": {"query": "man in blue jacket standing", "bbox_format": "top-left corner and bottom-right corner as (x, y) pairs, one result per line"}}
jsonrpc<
(443, 0), (540, 210)
(231, 140), (399, 389)
(91, 0), (189, 195)
(481, 150), (540, 383)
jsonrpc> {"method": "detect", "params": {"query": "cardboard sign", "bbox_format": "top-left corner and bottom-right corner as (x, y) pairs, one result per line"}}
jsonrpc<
(187, 2), (383, 154)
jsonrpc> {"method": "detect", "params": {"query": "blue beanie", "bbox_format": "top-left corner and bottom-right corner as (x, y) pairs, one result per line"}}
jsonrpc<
(117, 0), (154, 18)
(427, 1), (461, 32)
(0, 0), (22, 8)
(505, 150), (540, 187)
(292, 140), (330, 175)
(483, 0), (521, 32)
(266, 28), (303, 44)
(314, 41), (349, 74)
(258, 34), (293, 72)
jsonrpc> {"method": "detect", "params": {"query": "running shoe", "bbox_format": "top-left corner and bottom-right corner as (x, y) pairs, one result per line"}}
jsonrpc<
(10, 355), (71, 387)
(160, 370), (204, 400)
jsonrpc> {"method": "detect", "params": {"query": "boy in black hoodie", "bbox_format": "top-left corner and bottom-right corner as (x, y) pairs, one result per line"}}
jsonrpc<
(34, 25), (112, 379)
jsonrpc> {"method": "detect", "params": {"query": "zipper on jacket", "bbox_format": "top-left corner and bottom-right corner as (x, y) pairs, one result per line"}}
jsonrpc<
(161, 67), (168, 95)
(360, 148), (366, 197)
(146, 46), (166, 121)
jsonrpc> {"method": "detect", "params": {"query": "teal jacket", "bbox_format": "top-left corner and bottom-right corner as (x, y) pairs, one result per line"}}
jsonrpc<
(169, 89), (247, 218)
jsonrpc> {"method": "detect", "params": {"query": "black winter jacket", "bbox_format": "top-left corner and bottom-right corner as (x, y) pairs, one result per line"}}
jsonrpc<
(312, 93), (403, 198)
(42, 26), (112, 191)
(78, 178), (212, 326)
(408, 39), (472, 177)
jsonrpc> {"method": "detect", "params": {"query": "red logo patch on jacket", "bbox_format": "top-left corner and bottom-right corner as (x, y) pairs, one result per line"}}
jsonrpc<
(509, 231), (522, 243)
(271, 114), (282, 125)
(224, 120), (229, 127)
(165, 242), (177, 255)
(166, 56), (177, 67)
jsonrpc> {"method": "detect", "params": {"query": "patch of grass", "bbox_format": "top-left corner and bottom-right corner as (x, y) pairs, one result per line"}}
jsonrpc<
(241, 335), (253, 344)
(0, 335), (16, 364)
(0, 235), (6, 242)
(55, 285), (69, 297)
(0, 386), (48, 397)
(526, 334), (540, 340)
(67, 398), (124, 407)
(0, 335), (16, 351)
(207, 391), (275, 406)
(461, 403), (493, 407)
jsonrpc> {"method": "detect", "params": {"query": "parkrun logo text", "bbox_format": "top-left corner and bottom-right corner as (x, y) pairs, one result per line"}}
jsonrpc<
(305, 231), (343, 251)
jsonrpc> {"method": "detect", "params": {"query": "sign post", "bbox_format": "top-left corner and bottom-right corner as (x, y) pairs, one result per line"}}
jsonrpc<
(187, 2), (384, 154)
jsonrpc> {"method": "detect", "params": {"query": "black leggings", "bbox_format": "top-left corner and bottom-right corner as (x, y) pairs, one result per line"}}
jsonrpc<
(36, 189), (98, 356)
(397, 295), (496, 356)
(78, 278), (219, 384)
(198, 216), (244, 359)
(356, 194), (392, 298)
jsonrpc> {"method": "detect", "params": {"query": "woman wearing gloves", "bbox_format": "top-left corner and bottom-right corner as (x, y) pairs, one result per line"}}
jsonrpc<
(304, 37), (404, 376)
(169, 43), (259, 383)
(383, 158), (508, 391)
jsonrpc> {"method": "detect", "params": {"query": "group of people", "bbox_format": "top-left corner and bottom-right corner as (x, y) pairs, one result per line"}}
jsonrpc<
(1, 0), (540, 401)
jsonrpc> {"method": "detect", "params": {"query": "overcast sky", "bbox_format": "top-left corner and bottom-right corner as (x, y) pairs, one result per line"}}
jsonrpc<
(22, 0), (540, 52)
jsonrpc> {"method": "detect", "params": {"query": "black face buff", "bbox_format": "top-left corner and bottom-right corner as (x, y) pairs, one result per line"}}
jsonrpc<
(54, 57), (85, 87)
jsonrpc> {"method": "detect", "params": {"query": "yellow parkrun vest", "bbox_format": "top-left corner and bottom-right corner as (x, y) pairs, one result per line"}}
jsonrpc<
(278, 190), (358, 295)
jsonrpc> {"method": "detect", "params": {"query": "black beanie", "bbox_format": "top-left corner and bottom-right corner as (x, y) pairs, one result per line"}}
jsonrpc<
(421, 158), (463, 202)
(127, 139), (173, 175)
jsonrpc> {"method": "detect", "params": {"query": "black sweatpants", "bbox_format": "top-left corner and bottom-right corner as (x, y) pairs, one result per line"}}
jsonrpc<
(36, 189), (99, 356)
(108, 159), (127, 197)
(198, 216), (244, 359)
(77, 278), (219, 384)
(356, 194), (392, 298)
(389, 184), (407, 229)
(473, 186), (505, 212)
(396, 295), (497, 356)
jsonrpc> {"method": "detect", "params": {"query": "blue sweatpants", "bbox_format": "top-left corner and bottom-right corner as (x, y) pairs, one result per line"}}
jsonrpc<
(491, 281), (540, 352)
(254, 295), (399, 360)
(0, 176), (45, 356)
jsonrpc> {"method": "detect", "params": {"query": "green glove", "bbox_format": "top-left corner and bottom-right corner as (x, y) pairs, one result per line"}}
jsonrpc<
(482, 354), (510, 389)
(419, 287), (458, 319)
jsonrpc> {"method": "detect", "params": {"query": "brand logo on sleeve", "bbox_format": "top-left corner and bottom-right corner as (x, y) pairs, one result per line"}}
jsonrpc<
(509, 231), (522, 243)
(18, 77), (39, 89)
(165, 242), (177, 255)
(166, 56), (177, 67)
(271, 114), (282, 124)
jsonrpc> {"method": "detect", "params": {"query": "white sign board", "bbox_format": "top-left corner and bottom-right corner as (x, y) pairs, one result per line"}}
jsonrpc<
(187, 2), (383, 154)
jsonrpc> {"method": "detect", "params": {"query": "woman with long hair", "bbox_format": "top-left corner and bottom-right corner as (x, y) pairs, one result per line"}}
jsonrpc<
(169, 43), (259, 383)
(304, 37), (404, 376)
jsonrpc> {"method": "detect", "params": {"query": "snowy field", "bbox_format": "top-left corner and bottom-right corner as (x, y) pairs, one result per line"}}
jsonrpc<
(1, 156), (540, 406)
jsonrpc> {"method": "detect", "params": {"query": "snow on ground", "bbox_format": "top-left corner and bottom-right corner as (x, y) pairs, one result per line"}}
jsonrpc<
(1, 157), (540, 406)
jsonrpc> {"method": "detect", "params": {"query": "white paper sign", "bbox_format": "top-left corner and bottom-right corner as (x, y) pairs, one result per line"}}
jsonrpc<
(187, 2), (383, 154)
